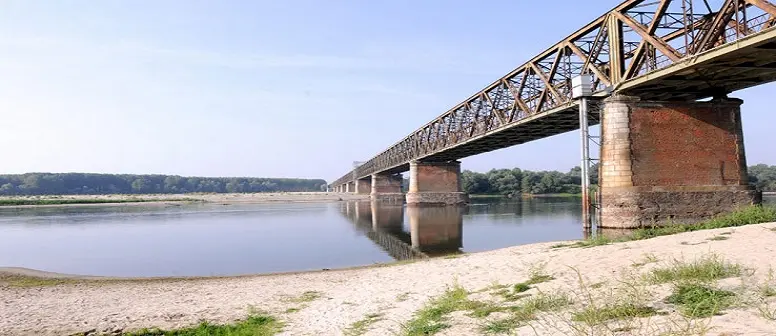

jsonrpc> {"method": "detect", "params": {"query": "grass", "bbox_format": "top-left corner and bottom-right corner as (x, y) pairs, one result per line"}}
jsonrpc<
(123, 315), (283, 336)
(0, 274), (75, 287)
(402, 285), (476, 335)
(631, 253), (659, 268)
(707, 235), (730, 241)
(344, 313), (384, 336)
(664, 284), (735, 318)
(572, 304), (662, 325)
(480, 292), (572, 334)
(283, 308), (300, 314)
(647, 254), (744, 284)
(564, 206), (776, 248)
(281, 291), (323, 303)
(396, 292), (411, 302)
(509, 273), (555, 295)
(0, 197), (198, 206)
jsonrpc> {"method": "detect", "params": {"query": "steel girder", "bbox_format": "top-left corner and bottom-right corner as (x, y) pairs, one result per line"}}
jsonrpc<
(332, 0), (776, 187)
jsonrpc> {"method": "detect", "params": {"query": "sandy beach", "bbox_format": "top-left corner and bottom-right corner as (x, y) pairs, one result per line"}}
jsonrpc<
(3, 222), (776, 335)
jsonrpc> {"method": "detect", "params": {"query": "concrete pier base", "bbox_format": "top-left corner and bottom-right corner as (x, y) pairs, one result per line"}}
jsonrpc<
(355, 177), (371, 195)
(599, 95), (760, 228)
(371, 173), (405, 203)
(406, 161), (468, 206)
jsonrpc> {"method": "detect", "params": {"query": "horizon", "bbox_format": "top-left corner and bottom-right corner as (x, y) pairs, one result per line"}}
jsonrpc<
(2, 0), (774, 182)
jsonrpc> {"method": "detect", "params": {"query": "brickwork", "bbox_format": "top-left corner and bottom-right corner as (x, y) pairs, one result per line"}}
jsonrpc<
(371, 173), (403, 194)
(600, 95), (760, 228)
(406, 161), (468, 206)
(355, 178), (371, 195)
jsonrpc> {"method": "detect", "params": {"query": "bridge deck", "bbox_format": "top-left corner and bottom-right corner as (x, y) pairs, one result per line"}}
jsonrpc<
(333, 0), (776, 186)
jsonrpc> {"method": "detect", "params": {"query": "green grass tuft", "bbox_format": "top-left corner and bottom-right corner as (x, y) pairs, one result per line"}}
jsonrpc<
(344, 313), (384, 336)
(647, 254), (744, 284)
(282, 291), (323, 303)
(124, 315), (283, 336)
(479, 292), (571, 334)
(567, 206), (776, 248)
(513, 283), (531, 293)
(402, 285), (473, 335)
(664, 284), (735, 318)
(572, 304), (662, 325)
(525, 274), (555, 285)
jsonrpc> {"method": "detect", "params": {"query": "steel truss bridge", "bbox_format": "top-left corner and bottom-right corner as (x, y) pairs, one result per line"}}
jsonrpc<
(332, 0), (776, 187)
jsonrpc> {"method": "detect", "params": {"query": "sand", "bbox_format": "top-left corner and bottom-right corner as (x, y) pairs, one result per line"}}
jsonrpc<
(3, 223), (776, 336)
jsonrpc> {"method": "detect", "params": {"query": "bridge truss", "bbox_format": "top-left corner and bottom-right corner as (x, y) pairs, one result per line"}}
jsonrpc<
(333, 0), (776, 187)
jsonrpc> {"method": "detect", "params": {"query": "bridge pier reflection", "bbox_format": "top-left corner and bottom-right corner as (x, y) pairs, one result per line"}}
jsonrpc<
(408, 206), (463, 257)
(339, 201), (463, 260)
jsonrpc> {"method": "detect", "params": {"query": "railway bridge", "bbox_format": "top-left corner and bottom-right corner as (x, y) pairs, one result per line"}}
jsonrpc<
(331, 0), (775, 228)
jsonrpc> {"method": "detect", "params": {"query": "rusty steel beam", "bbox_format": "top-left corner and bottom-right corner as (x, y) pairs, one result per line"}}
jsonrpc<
(332, 0), (776, 187)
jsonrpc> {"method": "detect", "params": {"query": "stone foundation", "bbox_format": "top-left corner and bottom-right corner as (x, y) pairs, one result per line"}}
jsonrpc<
(599, 95), (761, 228)
(602, 186), (761, 228)
(355, 178), (371, 195)
(371, 173), (404, 202)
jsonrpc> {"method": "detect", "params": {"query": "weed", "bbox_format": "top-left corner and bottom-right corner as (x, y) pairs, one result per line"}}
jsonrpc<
(396, 292), (411, 302)
(567, 206), (776, 248)
(479, 292), (571, 334)
(402, 285), (474, 335)
(572, 304), (662, 325)
(665, 283), (735, 318)
(284, 308), (300, 314)
(124, 314), (283, 336)
(526, 274), (555, 285)
(521, 292), (572, 312)
(758, 303), (776, 321)
(282, 291), (323, 303)
(707, 235), (730, 241)
(513, 283), (531, 293)
(344, 313), (384, 336)
(647, 254), (744, 284)
(631, 253), (659, 268)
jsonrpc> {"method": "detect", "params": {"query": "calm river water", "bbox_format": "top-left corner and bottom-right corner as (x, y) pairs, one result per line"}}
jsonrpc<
(1, 195), (774, 277)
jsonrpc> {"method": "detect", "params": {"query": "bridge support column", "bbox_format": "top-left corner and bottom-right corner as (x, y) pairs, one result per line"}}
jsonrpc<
(599, 95), (761, 228)
(355, 177), (371, 195)
(406, 161), (468, 206)
(345, 182), (355, 193)
(371, 173), (404, 203)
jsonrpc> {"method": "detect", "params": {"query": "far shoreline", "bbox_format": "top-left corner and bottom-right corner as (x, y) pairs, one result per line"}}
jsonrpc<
(0, 192), (370, 209)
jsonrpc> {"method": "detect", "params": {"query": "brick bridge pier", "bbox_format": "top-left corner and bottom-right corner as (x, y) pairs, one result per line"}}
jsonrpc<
(599, 95), (760, 228)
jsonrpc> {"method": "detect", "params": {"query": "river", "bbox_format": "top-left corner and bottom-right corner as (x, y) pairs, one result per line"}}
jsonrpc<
(0, 195), (773, 277)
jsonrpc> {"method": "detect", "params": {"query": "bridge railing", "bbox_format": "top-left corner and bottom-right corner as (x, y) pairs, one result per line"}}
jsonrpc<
(332, 0), (776, 187)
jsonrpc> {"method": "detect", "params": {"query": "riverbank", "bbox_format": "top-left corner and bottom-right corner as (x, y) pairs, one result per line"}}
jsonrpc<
(3, 222), (776, 335)
(0, 192), (370, 208)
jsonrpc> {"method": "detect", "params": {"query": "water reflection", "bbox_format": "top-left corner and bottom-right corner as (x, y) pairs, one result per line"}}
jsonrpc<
(340, 202), (463, 259)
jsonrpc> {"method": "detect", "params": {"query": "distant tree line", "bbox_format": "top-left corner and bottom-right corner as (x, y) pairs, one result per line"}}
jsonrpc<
(463, 163), (776, 196)
(750, 164), (776, 192)
(0, 173), (327, 195)
(461, 165), (598, 196)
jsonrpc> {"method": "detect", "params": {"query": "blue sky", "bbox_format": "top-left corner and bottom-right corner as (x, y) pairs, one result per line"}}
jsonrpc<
(1, 0), (773, 182)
